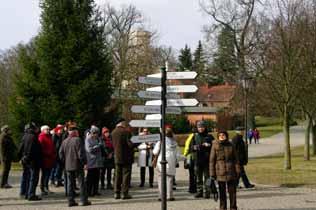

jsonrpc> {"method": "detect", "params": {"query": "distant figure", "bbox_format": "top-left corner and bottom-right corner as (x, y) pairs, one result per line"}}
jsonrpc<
(231, 130), (255, 189)
(247, 129), (253, 144)
(210, 130), (240, 210)
(253, 128), (260, 144)
(137, 128), (154, 188)
(0, 125), (16, 189)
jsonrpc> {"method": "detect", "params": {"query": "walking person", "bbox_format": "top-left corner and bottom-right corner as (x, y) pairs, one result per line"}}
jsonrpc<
(85, 126), (103, 196)
(100, 127), (114, 190)
(112, 118), (133, 199)
(210, 130), (240, 210)
(19, 122), (42, 201)
(137, 128), (154, 188)
(232, 130), (255, 189)
(253, 128), (260, 144)
(39, 125), (56, 196)
(0, 125), (16, 189)
(153, 126), (181, 201)
(59, 124), (91, 207)
(190, 121), (214, 199)
(247, 129), (253, 144)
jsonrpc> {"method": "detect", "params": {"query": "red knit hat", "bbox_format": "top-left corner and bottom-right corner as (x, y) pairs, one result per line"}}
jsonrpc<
(102, 127), (109, 134)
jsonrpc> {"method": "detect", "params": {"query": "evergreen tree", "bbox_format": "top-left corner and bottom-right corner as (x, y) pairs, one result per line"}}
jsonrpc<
(10, 0), (113, 133)
(193, 40), (207, 83)
(213, 26), (238, 83)
(178, 44), (193, 71)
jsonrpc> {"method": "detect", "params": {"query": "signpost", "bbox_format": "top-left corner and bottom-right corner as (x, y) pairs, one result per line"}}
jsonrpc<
(131, 105), (181, 114)
(137, 91), (180, 99)
(131, 134), (160, 143)
(146, 85), (198, 93)
(145, 99), (199, 107)
(130, 66), (199, 210)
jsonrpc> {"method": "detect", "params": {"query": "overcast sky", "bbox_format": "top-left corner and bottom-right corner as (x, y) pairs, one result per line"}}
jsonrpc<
(0, 0), (210, 52)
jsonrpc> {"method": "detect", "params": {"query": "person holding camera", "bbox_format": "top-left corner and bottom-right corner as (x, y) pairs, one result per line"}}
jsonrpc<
(190, 121), (214, 199)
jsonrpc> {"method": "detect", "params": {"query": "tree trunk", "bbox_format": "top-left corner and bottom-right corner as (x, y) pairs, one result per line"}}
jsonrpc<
(283, 105), (291, 170)
(304, 115), (312, 160)
(312, 120), (316, 155)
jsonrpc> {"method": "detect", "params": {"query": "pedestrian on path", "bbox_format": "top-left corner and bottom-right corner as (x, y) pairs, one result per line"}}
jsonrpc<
(59, 124), (91, 207)
(112, 118), (134, 200)
(210, 130), (240, 210)
(100, 127), (114, 190)
(0, 125), (16, 189)
(183, 132), (196, 194)
(137, 128), (154, 188)
(153, 125), (181, 201)
(190, 121), (214, 199)
(247, 129), (253, 144)
(231, 130), (255, 189)
(253, 128), (260, 144)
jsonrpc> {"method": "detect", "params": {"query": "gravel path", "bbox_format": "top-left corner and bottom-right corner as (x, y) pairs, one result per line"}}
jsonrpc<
(1, 125), (315, 210)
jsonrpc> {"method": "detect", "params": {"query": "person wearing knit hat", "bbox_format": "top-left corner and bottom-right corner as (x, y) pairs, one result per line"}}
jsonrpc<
(0, 125), (16, 189)
(100, 127), (114, 190)
(191, 120), (215, 199)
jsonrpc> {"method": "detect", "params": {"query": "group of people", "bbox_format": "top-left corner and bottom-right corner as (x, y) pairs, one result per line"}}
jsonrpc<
(247, 128), (260, 144)
(0, 118), (255, 210)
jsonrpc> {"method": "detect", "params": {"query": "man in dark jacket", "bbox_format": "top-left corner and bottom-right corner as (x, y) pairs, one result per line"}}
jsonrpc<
(231, 130), (255, 188)
(59, 125), (91, 207)
(190, 121), (214, 199)
(0, 125), (16, 188)
(112, 118), (133, 200)
(19, 122), (42, 201)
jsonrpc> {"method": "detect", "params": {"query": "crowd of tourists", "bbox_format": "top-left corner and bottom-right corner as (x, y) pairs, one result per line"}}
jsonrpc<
(0, 119), (255, 210)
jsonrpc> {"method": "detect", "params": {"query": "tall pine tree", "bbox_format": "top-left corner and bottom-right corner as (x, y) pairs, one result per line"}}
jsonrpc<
(10, 0), (113, 133)
(213, 25), (238, 83)
(178, 44), (193, 71)
(193, 40), (207, 84)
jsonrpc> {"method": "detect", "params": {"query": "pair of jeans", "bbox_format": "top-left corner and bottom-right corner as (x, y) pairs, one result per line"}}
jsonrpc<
(140, 167), (154, 186)
(66, 169), (88, 203)
(188, 163), (196, 192)
(50, 162), (64, 184)
(28, 167), (40, 198)
(195, 165), (210, 195)
(41, 168), (52, 191)
(20, 167), (30, 197)
(100, 167), (113, 188)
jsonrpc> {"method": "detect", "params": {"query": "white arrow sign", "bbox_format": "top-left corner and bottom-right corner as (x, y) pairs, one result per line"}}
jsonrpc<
(131, 134), (161, 143)
(138, 76), (161, 85)
(145, 114), (162, 120)
(131, 105), (181, 114)
(137, 91), (181, 99)
(146, 85), (198, 93)
(148, 71), (197, 79)
(145, 99), (199, 107)
(129, 120), (161, 128)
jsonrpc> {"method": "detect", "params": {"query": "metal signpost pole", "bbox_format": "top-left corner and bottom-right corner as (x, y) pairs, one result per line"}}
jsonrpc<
(160, 66), (167, 210)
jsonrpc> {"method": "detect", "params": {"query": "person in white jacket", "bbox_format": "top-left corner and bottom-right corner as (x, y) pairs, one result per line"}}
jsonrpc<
(137, 128), (154, 187)
(153, 126), (182, 201)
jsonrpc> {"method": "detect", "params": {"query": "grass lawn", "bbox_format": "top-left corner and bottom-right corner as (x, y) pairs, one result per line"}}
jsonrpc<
(255, 116), (283, 139)
(247, 146), (316, 188)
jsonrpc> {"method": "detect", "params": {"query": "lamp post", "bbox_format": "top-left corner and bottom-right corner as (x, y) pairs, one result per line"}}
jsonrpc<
(242, 76), (251, 144)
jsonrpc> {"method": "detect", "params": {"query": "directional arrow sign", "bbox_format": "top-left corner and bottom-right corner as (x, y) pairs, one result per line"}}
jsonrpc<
(145, 114), (162, 120)
(129, 120), (160, 128)
(138, 76), (161, 85)
(137, 91), (181, 99)
(131, 134), (161, 143)
(147, 71), (197, 80)
(145, 99), (199, 107)
(131, 105), (181, 114)
(146, 85), (198, 93)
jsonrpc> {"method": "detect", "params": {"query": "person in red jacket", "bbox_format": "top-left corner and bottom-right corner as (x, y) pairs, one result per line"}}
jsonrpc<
(38, 125), (56, 195)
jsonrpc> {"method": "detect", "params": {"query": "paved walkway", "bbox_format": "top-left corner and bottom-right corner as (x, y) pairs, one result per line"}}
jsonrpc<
(1, 125), (316, 210)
